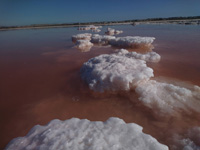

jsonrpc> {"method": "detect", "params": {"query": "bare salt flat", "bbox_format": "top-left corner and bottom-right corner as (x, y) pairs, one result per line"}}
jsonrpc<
(0, 24), (200, 149)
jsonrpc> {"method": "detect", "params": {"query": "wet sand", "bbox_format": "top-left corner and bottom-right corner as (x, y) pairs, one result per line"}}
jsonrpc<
(0, 25), (200, 149)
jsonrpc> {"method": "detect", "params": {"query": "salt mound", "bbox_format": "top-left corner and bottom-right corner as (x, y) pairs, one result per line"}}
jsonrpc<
(6, 117), (168, 150)
(75, 40), (93, 52)
(72, 33), (92, 42)
(173, 127), (200, 150)
(81, 53), (153, 92)
(116, 49), (161, 62)
(105, 28), (123, 35)
(90, 34), (155, 49)
(135, 80), (200, 114)
(91, 34), (116, 45)
(109, 36), (155, 48)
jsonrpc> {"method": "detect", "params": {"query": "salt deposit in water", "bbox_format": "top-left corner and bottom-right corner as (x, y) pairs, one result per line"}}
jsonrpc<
(105, 28), (123, 35)
(81, 51), (154, 92)
(91, 34), (116, 45)
(109, 36), (155, 49)
(75, 40), (94, 52)
(172, 127), (200, 150)
(5, 117), (168, 150)
(72, 33), (92, 42)
(116, 49), (161, 62)
(135, 80), (200, 114)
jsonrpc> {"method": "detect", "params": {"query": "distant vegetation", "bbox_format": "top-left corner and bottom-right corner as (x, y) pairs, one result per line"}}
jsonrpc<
(1, 16), (200, 30)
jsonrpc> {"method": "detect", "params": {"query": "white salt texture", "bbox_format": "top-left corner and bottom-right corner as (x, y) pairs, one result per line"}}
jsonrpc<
(75, 40), (93, 52)
(6, 118), (169, 150)
(81, 52), (154, 92)
(72, 33), (92, 42)
(116, 49), (161, 62)
(135, 80), (200, 114)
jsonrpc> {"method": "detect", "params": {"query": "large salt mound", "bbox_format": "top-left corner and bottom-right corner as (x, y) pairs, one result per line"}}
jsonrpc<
(75, 40), (93, 52)
(6, 117), (168, 150)
(135, 80), (200, 114)
(81, 53), (153, 92)
(117, 49), (161, 62)
(109, 36), (155, 48)
(91, 34), (116, 45)
(72, 33), (92, 42)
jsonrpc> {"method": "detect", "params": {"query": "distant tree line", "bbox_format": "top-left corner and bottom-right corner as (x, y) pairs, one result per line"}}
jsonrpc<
(0, 16), (200, 30)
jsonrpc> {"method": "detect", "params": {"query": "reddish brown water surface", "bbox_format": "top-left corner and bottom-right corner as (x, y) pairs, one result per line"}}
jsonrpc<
(0, 25), (200, 149)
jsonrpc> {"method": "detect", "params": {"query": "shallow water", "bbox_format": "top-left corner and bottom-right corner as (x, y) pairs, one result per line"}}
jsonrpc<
(0, 24), (200, 149)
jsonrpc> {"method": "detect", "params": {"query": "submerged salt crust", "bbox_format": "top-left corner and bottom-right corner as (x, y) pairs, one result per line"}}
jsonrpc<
(135, 80), (200, 114)
(6, 118), (168, 150)
(81, 52), (154, 92)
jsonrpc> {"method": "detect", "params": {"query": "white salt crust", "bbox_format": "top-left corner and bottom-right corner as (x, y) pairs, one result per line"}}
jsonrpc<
(116, 49), (161, 62)
(135, 80), (200, 114)
(105, 28), (123, 35)
(72, 33), (92, 42)
(6, 118), (168, 150)
(75, 40), (93, 52)
(172, 127), (200, 150)
(91, 34), (116, 45)
(109, 36), (155, 48)
(81, 52), (154, 92)
(91, 34), (155, 48)
(72, 33), (155, 49)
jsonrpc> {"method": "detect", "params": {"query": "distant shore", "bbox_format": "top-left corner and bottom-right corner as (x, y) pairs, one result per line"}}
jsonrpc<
(1, 16), (200, 31)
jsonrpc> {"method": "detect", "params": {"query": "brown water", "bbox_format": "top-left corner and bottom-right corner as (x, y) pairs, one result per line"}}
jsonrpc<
(0, 25), (200, 149)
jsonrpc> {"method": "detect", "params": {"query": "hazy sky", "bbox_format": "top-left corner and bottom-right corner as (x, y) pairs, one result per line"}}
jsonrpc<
(0, 0), (200, 26)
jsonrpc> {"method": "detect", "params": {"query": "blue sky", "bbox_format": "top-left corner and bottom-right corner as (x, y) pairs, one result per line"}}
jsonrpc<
(0, 0), (200, 26)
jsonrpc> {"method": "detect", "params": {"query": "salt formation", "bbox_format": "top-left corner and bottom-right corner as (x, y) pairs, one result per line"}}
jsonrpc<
(72, 33), (92, 42)
(91, 34), (155, 49)
(6, 117), (168, 150)
(109, 36), (155, 48)
(72, 33), (155, 49)
(105, 28), (123, 35)
(75, 40), (93, 52)
(172, 127), (200, 150)
(135, 80), (200, 114)
(116, 49), (161, 62)
(91, 34), (116, 45)
(78, 25), (102, 31)
(81, 52), (154, 92)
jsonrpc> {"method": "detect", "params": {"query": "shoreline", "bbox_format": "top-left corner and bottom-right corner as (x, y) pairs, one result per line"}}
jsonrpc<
(0, 19), (200, 31)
